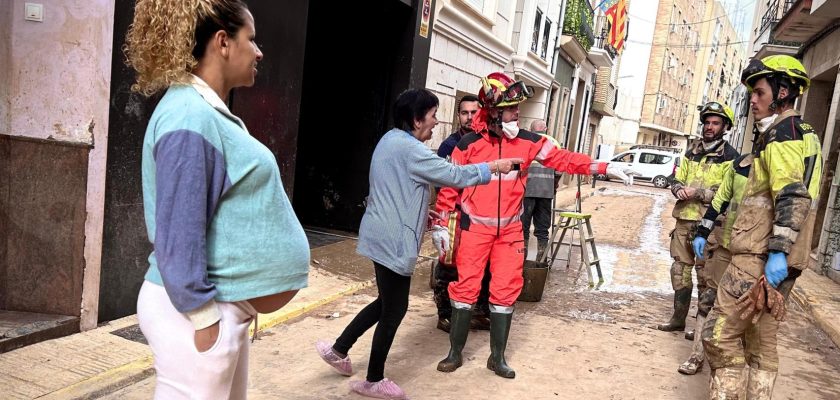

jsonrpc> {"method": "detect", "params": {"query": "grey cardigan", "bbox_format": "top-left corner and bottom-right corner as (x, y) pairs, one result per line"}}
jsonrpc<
(357, 129), (491, 276)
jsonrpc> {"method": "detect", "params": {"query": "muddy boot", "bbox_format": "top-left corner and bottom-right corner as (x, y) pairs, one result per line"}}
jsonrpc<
(487, 308), (516, 379)
(437, 305), (472, 372)
(710, 367), (746, 399)
(657, 287), (691, 332)
(746, 369), (777, 400)
(678, 315), (705, 375)
(436, 318), (451, 333)
(535, 240), (548, 264)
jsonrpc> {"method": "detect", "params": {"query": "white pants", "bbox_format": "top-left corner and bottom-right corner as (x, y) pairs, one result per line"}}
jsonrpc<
(137, 281), (257, 400)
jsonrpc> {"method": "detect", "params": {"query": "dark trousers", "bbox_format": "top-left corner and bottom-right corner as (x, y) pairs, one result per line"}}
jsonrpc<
(333, 262), (410, 382)
(522, 197), (553, 244)
(433, 262), (491, 319)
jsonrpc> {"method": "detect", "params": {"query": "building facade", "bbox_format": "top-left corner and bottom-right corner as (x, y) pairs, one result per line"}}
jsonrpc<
(636, 0), (744, 152)
(637, 0), (706, 149)
(427, 0), (619, 162)
(426, 0), (560, 148)
(687, 0), (746, 139)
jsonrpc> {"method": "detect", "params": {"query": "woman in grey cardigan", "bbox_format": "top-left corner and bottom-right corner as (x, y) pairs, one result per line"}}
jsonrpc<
(316, 89), (521, 399)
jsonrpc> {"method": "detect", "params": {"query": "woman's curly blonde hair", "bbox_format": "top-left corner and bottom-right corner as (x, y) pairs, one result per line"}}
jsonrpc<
(124, 0), (248, 96)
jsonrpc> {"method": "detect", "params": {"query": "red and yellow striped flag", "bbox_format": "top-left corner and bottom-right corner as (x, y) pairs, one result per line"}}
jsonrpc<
(605, 0), (628, 53)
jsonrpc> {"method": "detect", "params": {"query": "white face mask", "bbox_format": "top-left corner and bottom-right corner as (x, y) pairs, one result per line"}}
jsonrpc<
(756, 114), (778, 133)
(501, 121), (519, 139)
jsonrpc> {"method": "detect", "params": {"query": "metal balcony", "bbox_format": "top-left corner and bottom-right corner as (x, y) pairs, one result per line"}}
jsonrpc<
(753, 0), (801, 58)
(774, 0), (840, 42)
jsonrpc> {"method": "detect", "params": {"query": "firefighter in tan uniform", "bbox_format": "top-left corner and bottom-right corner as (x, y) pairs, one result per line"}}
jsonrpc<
(678, 153), (751, 375)
(657, 103), (739, 335)
(701, 55), (823, 399)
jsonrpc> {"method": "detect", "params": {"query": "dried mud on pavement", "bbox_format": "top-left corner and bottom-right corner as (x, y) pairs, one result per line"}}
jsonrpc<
(104, 182), (840, 399)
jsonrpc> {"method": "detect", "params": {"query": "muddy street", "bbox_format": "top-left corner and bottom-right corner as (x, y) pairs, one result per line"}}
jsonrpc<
(104, 182), (840, 399)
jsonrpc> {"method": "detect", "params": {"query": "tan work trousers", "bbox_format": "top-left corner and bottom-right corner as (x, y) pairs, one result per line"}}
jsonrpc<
(670, 219), (710, 291)
(701, 254), (781, 372)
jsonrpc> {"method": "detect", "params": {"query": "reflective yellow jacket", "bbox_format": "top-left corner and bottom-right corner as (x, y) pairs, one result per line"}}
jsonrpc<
(728, 110), (823, 269)
(671, 139), (740, 221)
(696, 154), (752, 249)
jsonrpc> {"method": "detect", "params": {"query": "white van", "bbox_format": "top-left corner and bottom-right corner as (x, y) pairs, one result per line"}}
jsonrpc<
(599, 147), (681, 188)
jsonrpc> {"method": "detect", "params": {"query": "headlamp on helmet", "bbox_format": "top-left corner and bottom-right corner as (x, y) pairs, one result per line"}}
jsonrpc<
(699, 101), (734, 129)
(479, 72), (533, 108)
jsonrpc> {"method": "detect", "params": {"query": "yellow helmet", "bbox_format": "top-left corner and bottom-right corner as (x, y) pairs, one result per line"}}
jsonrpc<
(699, 101), (734, 128)
(741, 55), (810, 95)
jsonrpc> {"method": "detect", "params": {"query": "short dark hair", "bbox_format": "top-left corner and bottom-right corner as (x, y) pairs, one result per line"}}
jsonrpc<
(393, 89), (439, 132)
(458, 95), (480, 112)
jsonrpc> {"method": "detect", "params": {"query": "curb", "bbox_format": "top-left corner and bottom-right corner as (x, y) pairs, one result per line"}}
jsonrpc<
(39, 279), (376, 400)
(790, 284), (840, 349)
(39, 357), (154, 400)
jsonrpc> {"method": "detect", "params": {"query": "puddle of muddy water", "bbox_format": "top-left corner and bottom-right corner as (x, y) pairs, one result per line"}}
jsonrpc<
(551, 188), (682, 295)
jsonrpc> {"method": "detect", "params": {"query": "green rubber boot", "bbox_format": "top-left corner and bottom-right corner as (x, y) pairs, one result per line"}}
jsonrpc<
(487, 311), (516, 378)
(657, 287), (691, 331)
(437, 306), (472, 372)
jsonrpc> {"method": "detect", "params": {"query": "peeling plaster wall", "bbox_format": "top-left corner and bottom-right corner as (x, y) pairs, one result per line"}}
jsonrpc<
(0, 3), (12, 135)
(4, 0), (115, 330)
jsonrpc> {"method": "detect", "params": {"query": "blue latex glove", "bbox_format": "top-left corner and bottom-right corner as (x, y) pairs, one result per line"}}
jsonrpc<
(764, 252), (788, 288)
(693, 237), (707, 260)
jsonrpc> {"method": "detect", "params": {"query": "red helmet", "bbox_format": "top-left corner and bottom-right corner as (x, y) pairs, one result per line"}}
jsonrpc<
(478, 72), (532, 108)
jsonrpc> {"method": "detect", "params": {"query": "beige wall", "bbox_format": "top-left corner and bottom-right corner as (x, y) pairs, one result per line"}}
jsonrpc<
(686, 0), (745, 137)
(1, 0), (115, 330)
(641, 0), (705, 132)
(802, 29), (840, 81)
(427, 0), (516, 148)
(0, 4), (11, 135)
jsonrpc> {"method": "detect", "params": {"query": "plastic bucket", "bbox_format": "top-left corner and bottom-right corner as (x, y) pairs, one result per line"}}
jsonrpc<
(518, 260), (549, 302)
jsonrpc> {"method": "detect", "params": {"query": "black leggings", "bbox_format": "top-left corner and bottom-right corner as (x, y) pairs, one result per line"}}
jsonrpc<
(333, 262), (411, 382)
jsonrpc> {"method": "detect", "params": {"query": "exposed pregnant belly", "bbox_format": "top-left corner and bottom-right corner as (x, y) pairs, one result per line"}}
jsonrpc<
(248, 290), (300, 314)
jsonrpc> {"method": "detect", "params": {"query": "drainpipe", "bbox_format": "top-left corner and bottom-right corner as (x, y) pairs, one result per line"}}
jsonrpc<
(565, 64), (582, 148)
(576, 80), (593, 153)
(816, 65), (840, 271)
(551, 0), (569, 75)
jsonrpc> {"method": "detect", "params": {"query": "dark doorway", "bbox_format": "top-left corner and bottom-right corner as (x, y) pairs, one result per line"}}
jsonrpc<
(98, 0), (161, 322)
(292, 0), (414, 232)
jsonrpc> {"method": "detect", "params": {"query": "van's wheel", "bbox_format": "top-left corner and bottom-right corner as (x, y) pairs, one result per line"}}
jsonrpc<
(595, 174), (608, 181)
(653, 175), (669, 188)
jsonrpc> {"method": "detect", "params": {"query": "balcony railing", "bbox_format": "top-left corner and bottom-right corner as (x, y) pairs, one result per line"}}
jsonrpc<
(593, 15), (618, 58)
(760, 0), (796, 35)
(563, 0), (595, 51)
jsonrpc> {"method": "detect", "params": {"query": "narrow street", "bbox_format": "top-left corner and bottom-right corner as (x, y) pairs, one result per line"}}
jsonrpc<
(103, 182), (840, 399)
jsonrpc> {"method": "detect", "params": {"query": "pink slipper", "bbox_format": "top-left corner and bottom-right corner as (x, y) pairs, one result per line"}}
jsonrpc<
(315, 339), (353, 376)
(349, 378), (409, 400)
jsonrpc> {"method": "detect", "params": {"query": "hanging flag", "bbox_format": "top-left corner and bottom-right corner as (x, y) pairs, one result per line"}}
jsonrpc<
(605, 0), (628, 53)
(596, 0), (619, 13)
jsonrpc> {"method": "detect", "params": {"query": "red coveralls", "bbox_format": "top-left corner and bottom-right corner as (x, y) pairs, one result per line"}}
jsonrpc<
(436, 125), (606, 307)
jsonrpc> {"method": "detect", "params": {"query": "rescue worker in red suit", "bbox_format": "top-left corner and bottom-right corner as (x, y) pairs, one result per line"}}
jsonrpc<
(433, 72), (634, 378)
